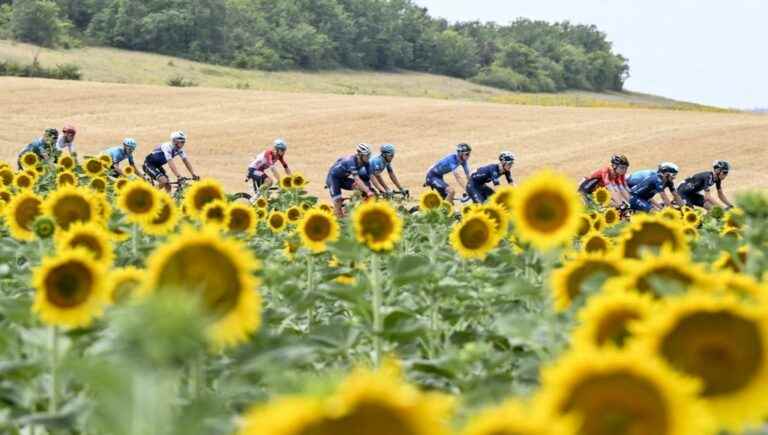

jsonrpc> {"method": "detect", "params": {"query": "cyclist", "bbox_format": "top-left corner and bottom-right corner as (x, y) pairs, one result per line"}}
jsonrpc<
(627, 167), (681, 207)
(246, 138), (291, 195)
(105, 138), (144, 178)
(55, 125), (78, 162)
(579, 154), (631, 206)
(360, 144), (407, 198)
(326, 144), (374, 217)
(143, 131), (199, 192)
(466, 151), (515, 204)
(17, 128), (58, 169)
(677, 160), (734, 210)
(425, 143), (472, 203)
(628, 162), (680, 213)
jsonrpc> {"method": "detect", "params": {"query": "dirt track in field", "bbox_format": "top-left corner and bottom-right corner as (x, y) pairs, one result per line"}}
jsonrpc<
(2, 78), (766, 199)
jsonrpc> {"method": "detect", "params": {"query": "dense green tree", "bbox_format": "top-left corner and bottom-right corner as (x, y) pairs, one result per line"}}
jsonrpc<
(10, 0), (69, 46)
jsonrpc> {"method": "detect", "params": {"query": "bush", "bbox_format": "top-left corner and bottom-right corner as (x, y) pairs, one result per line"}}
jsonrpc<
(470, 66), (530, 92)
(0, 58), (81, 80)
(166, 75), (198, 88)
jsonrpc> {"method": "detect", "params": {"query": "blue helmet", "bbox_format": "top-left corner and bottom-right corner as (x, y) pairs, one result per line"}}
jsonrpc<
(274, 138), (287, 151)
(381, 143), (395, 156)
(122, 138), (138, 151)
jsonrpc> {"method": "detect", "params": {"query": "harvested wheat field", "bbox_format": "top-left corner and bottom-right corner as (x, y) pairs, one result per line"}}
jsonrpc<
(1, 77), (766, 196)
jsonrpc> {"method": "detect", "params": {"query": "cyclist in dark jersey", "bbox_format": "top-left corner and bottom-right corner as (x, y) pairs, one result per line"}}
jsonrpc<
(579, 154), (631, 206)
(466, 151), (515, 204)
(326, 143), (374, 217)
(677, 160), (734, 210)
(629, 162), (680, 212)
(627, 168), (681, 207)
(143, 131), (200, 192)
(425, 143), (472, 203)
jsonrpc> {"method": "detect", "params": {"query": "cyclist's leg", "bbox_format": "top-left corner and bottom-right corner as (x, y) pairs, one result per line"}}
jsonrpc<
(146, 163), (170, 192)
(426, 174), (449, 200)
(578, 178), (599, 206)
(467, 181), (485, 204)
(480, 185), (495, 203)
(327, 173), (345, 217)
(629, 196), (652, 213)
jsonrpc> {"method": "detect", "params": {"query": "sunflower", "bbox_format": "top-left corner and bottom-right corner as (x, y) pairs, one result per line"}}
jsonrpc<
(460, 400), (567, 435)
(108, 226), (130, 243)
(720, 225), (741, 240)
(32, 249), (109, 328)
(143, 227), (262, 348)
(300, 202), (312, 212)
(56, 171), (77, 187)
(118, 180), (161, 224)
(636, 292), (768, 431)
(477, 203), (509, 236)
(682, 210), (701, 227)
(550, 253), (624, 311)
(716, 271), (764, 301)
(255, 207), (268, 221)
(352, 200), (403, 252)
(286, 206), (303, 224)
(254, 197), (269, 209)
(183, 178), (225, 218)
(0, 187), (11, 204)
(723, 207), (744, 229)
(603, 208), (619, 226)
(98, 154), (112, 167)
(462, 203), (480, 216)
(592, 187), (611, 206)
(224, 203), (257, 235)
(4, 191), (43, 241)
(291, 173), (308, 189)
(682, 225), (698, 240)
(283, 239), (300, 260)
(13, 172), (34, 190)
(660, 207), (681, 221)
(143, 192), (179, 236)
(20, 152), (39, 168)
(115, 177), (128, 191)
(89, 177), (107, 193)
(58, 154), (75, 171)
(0, 167), (14, 186)
(618, 214), (688, 259)
(107, 266), (145, 303)
(535, 348), (712, 435)
(572, 289), (655, 349)
(512, 170), (583, 250)
(618, 252), (712, 298)
(490, 185), (515, 212)
(713, 246), (748, 273)
(279, 175), (294, 190)
(298, 209), (339, 253)
(581, 231), (612, 254)
(318, 203), (333, 214)
(55, 221), (114, 267)
(43, 185), (97, 230)
(450, 212), (501, 260)
(268, 210), (288, 233)
(83, 158), (104, 178)
(201, 199), (228, 228)
(123, 165), (135, 177)
(237, 396), (327, 435)
(591, 213), (605, 233)
(419, 189), (443, 212)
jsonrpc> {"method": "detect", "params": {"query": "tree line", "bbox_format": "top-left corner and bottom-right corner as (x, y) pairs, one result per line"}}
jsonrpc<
(0, 0), (630, 92)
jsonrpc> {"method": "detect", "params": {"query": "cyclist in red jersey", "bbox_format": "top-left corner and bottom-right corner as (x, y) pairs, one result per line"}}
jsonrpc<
(246, 138), (291, 194)
(578, 154), (631, 206)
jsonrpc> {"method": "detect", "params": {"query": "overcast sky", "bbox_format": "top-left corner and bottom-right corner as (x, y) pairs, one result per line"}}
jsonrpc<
(413, 0), (767, 109)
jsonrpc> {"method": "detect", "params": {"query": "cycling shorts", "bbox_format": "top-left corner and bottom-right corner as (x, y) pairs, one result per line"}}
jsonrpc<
(425, 172), (449, 199)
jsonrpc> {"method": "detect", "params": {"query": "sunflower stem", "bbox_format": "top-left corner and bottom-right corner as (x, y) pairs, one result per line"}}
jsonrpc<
(37, 239), (47, 264)
(306, 254), (315, 323)
(190, 352), (206, 399)
(131, 223), (139, 258)
(48, 326), (59, 414)
(369, 253), (383, 367)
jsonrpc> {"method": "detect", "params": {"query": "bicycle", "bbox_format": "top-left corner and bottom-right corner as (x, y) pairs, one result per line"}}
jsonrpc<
(231, 186), (280, 203)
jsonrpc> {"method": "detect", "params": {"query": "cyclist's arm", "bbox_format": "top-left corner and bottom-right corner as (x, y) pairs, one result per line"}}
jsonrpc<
(168, 159), (182, 179)
(353, 175), (373, 196)
(717, 188), (734, 209)
(387, 167), (405, 192)
(270, 166), (280, 181)
(659, 191), (672, 207)
(452, 169), (467, 193)
(279, 156), (291, 175)
(112, 163), (125, 177)
(373, 173), (389, 193)
(181, 158), (198, 179)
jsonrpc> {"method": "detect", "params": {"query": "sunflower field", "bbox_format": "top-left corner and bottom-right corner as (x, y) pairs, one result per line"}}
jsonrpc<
(2, 153), (768, 435)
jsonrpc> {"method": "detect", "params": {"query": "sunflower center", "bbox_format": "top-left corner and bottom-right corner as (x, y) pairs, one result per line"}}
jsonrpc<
(152, 202), (172, 225)
(661, 311), (762, 396)
(15, 198), (42, 230)
(193, 187), (222, 212)
(578, 216), (591, 236)
(585, 236), (609, 253)
(299, 401), (416, 435)
(44, 262), (94, 308)
(566, 262), (620, 301)
(58, 173), (75, 185)
(126, 189), (155, 214)
(270, 214), (284, 228)
(623, 223), (681, 259)
(229, 209), (251, 231)
(562, 372), (668, 435)
(424, 193), (441, 209)
(524, 191), (569, 233)
(305, 215), (332, 241)
(68, 234), (105, 260)
(206, 206), (225, 223)
(288, 209), (301, 221)
(361, 209), (394, 242)
(86, 161), (102, 173)
(596, 310), (641, 347)
(17, 175), (31, 188)
(636, 267), (692, 297)
(459, 217), (491, 249)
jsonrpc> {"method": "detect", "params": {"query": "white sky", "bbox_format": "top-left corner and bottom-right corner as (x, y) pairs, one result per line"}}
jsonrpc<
(413, 0), (767, 109)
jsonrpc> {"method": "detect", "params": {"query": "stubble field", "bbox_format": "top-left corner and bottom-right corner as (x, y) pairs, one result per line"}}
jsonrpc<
(2, 77), (766, 197)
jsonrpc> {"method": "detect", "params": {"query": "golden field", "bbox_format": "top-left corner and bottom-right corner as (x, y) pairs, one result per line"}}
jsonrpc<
(1, 77), (766, 197)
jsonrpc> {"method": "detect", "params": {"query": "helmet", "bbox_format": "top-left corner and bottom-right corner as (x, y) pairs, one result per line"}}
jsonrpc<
(122, 138), (138, 151)
(381, 144), (396, 156)
(611, 154), (629, 166)
(62, 125), (76, 135)
(356, 143), (372, 156)
(44, 128), (59, 139)
(456, 143), (472, 154)
(658, 162), (679, 174)
(170, 131), (186, 142)
(713, 160), (730, 172)
(499, 151), (515, 164)
(274, 138), (287, 151)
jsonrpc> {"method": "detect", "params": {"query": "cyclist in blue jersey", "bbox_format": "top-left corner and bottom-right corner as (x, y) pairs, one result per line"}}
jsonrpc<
(629, 162), (680, 213)
(105, 138), (144, 178)
(17, 128), (58, 169)
(425, 143), (472, 203)
(466, 151), (515, 204)
(142, 131), (199, 192)
(360, 144), (407, 198)
(326, 143), (375, 217)
(627, 167), (681, 207)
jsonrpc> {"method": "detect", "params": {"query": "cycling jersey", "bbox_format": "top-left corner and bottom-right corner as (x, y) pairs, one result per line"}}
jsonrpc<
(427, 153), (470, 178)
(326, 155), (371, 200)
(19, 138), (48, 159)
(145, 142), (188, 167)
(628, 170), (675, 192)
(678, 171), (721, 194)
(359, 155), (393, 180)
(248, 149), (288, 173)
(106, 146), (134, 166)
(470, 164), (512, 186)
(55, 136), (76, 154)
(585, 166), (628, 191)
(630, 172), (666, 201)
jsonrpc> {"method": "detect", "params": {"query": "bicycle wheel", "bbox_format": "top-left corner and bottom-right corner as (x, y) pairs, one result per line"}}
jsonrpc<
(231, 192), (253, 203)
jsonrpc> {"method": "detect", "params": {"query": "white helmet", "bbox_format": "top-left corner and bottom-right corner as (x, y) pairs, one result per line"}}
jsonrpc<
(274, 138), (287, 151)
(658, 162), (679, 174)
(170, 131), (186, 142)
(356, 143), (372, 156)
